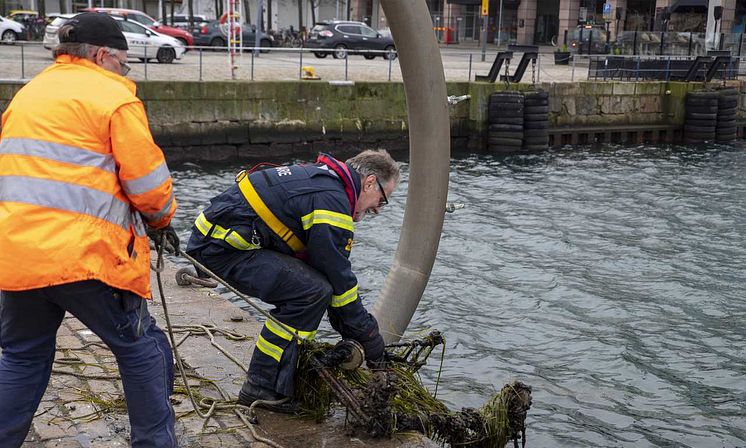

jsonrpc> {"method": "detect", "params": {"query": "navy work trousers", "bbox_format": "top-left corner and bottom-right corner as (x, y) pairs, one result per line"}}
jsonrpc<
(189, 243), (332, 397)
(0, 280), (176, 448)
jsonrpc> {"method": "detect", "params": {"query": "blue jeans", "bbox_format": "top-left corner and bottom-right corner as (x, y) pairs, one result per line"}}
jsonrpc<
(0, 280), (176, 448)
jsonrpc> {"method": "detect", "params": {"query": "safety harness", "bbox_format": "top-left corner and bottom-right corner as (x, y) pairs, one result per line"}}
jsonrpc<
(193, 154), (358, 255)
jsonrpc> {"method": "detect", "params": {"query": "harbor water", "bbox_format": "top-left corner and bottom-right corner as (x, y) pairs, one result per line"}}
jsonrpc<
(169, 143), (746, 447)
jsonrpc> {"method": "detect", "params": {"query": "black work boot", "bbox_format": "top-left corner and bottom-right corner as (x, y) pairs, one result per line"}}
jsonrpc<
(237, 380), (299, 414)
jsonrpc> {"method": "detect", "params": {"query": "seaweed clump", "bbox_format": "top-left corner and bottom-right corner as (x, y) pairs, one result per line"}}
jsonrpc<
(293, 332), (532, 447)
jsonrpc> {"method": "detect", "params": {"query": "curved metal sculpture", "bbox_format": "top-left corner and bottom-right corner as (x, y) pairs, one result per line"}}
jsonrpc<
(372, 0), (450, 343)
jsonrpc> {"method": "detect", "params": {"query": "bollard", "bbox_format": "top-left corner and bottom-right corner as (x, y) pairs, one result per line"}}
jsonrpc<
(20, 45), (25, 80)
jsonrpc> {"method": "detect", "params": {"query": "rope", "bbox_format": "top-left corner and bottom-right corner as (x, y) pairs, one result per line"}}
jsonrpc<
(178, 250), (304, 345)
(152, 235), (288, 448)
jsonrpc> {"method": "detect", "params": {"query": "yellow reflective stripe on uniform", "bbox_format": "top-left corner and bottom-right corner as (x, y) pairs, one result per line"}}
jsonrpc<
(331, 284), (358, 308)
(265, 319), (317, 342)
(256, 335), (283, 363)
(194, 212), (257, 250)
(301, 210), (355, 233)
(236, 173), (306, 253)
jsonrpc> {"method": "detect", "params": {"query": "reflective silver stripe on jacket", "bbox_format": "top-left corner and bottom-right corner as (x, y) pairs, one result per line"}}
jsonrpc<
(0, 137), (116, 172)
(122, 162), (172, 196)
(0, 175), (140, 232)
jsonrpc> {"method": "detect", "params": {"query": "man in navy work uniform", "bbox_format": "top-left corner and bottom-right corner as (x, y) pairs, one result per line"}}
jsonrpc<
(186, 149), (399, 411)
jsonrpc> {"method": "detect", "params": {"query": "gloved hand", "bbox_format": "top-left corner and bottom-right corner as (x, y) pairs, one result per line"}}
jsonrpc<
(361, 333), (385, 369)
(146, 224), (180, 255)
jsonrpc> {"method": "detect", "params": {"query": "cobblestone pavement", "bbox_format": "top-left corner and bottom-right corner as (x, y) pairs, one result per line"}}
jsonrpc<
(17, 258), (436, 448)
(0, 42), (581, 83)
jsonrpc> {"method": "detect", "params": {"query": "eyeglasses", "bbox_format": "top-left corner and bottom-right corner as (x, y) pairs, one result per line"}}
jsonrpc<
(106, 49), (131, 76)
(375, 178), (388, 208)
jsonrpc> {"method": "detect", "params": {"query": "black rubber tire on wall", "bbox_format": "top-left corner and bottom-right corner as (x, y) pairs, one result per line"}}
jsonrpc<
(490, 131), (524, 139)
(489, 124), (523, 132)
(685, 119), (717, 127)
(488, 137), (523, 146)
(524, 105), (550, 114)
(685, 125), (716, 133)
(524, 121), (549, 129)
(489, 117), (524, 125)
(524, 113), (549, 122)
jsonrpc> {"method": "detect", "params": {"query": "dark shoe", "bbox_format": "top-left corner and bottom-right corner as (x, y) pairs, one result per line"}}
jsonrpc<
(237, 381), (299, 414)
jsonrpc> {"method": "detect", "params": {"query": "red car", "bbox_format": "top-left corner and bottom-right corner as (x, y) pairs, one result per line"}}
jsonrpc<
(82, 7), (193, 47)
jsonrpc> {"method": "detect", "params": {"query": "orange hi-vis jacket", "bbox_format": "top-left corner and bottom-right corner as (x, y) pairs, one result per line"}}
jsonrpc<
(0, 55), (176, 298)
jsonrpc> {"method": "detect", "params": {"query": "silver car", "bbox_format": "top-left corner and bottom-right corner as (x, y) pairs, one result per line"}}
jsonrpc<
(0, 15), (25, 45)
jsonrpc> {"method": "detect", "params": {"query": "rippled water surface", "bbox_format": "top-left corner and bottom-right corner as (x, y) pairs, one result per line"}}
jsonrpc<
(169, 144), (746, 447)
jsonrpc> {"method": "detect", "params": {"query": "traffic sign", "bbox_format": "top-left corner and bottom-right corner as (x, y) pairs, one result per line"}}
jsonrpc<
(603, 2), (613, 21)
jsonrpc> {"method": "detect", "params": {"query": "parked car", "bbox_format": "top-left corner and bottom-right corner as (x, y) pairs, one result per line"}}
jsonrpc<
(42, 13), (76, 49)
(305, 20), (396, 60)
(166, 14), (208, 30)
(0, 15), (24, 44)
(191, 20), (272, 51)
(114, 17), (186, 63)
(568, 25), (609, 54)
(83, 7), (193, 47)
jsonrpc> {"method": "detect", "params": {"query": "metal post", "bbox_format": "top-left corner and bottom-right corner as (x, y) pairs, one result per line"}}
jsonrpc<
(345, 50), (349, 80)
(635, 56), (640, 81)
(199, 48), (203, 81)
(633, 30), (637, 55)
(468, 53), (472, 81)
(299, 48), (303, 79)
(497, 0), (503, 46)
(536, 51), (540, 82)
(255, 0), (263, 56)
(251, 50), (255, 80)
(388, 53), (393, 81)
(719, 32), (724, 50)
(660, 31), (665, 55)
(144, 46), (148, 80)
(588, 28), (592, 54)
(21, 45), (24, 79)
(688, 32), (693, 56)
(571, 53), (576, 81)
(480, 14), (487, 62)
(666, 57), (670, 80)
(738, 32), (744, 56)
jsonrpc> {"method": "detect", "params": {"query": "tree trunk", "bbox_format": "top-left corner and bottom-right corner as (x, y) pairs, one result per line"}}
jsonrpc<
(267, 0), (272, 30)
(38, 0), (45, 18)
(297, 0), (303, 32)
(309, 0), (316, 25)
(161, 0), (167, 26)
(187, 0), (194, 27)
(169, 0), (175, 25)
(0, 0), (6, 18)
(241, 0), (250, 25)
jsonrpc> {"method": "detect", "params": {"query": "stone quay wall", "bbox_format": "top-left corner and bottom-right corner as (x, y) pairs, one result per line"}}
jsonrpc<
(1, 80), (743, 161)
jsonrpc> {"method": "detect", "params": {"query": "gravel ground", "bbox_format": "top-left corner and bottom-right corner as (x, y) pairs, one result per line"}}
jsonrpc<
(0, 42), (582, 83)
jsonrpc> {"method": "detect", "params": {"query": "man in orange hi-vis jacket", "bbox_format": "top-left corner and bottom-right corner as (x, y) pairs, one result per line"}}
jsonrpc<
(0, 13), (178, 447)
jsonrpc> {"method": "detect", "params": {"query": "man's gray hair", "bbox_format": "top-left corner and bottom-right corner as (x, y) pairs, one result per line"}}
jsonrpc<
(53, 25), (98, 59)
(346, 149), (400, 185)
